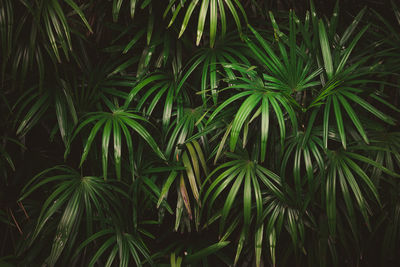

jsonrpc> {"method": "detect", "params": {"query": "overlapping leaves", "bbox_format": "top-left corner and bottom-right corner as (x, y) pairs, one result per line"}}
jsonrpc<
(19, 166), (124, 266)
(67, 105), (165, 180)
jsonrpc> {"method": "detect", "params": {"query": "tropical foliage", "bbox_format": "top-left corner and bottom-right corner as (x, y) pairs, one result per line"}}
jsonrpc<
(1, 0), (400, 266)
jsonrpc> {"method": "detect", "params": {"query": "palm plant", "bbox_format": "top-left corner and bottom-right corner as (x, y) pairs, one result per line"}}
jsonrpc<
(1, 0), (400, 266)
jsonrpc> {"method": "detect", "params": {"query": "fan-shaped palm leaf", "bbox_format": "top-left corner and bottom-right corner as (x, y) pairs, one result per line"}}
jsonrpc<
(202, 153), (283, 237)
(165, 0), (247, 47)
(308, 7), (396, 149)
(207, 66), (298, 161)
(188, 31), (250, 104)
(73, 227), (152, 267)
(67, 105), (165, 180)
(19, 166), (124, 266)
(324, 147), (399, 237)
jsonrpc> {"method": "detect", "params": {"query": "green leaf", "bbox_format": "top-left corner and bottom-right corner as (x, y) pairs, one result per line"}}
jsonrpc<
(260, 96), (270, 162)
(323, 97), (331, 149)
(342, 91), (396, 125)
(332, 95), (346, 149)
(224, 0), (242, 33)
(220, 169), (245, 232)
(179, 0), (200, 38)
(326, 167), (337, 236)
(337, 94), (368, 144)
(336, 25), (368, 74)
(243, 166), (252, 233)
(230, 94), (261, 151)
(113, 118), (122, 180)
(121, 115), (166, 160)
(102, 120), (112, 180)
(47, 190), (82, 266)
(64, 0), (93, 33)
(179, 174), (192, 220)
(209, 0), (217, 47)
(80, 118), (107, 167)
(182, 152), (200, 204)
(255, 223), (263, 267)
(184, 241), (230, 263)
(340, 7), (367, 46)
(196, 0), (209, 46)
(157, 171), (179, 208)
(318, 20), (333, 79)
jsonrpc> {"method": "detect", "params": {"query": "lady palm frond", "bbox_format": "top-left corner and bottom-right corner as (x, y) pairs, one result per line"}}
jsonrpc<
(201, 152), (283, 240)
(155, 139), (208, 232)
(246, 12), (323, 94)
(305, 5), (398, 150)
(280, 120), (325, 198)
(116, 26), (187, 77)
(165, 0), (247, 47)
(14, 83), (77, 146)
(0, 0), (92, 89)
(67, 105), (165, 180)
(125, 71), (180, 133)
(73, 227), (152, 267)
(323, 145), (399, 236)
(189, 31), (250, 104)
(206, 66), (298, 162)
(164, 105), (208, 160)
(18, 166), (124, 266)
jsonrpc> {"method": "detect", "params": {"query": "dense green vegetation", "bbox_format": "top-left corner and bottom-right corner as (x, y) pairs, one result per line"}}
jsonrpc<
(1, 0), (400, 266)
